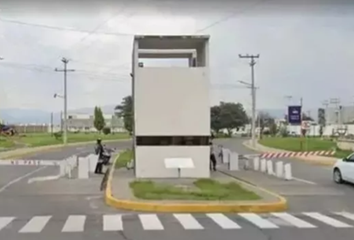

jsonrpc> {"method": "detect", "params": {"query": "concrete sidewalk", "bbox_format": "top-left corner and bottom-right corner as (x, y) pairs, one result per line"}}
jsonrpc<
(218, 164), (343, 197)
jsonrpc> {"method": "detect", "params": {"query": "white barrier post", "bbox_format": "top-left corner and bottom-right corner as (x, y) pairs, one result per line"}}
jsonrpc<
(222, 149), (230, 163)
(284, 163), (292, 180)
(88, 154), (97, 173)
(253, 157), (260, 171)
(78, 157), (89, 179)
(266, 160), (274, 175)
(260, 159), (267, 172)
(59, 161), (66, 176)
(276, 161), (284, 178)
(229, 152), (239, 171)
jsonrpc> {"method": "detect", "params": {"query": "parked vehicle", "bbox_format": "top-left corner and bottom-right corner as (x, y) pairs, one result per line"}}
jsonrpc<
(0, 124), (16, 136)
(333, 152), (354, 184)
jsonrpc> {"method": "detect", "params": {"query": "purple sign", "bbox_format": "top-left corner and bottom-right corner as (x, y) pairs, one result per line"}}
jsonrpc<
(288, 106), (302, 124)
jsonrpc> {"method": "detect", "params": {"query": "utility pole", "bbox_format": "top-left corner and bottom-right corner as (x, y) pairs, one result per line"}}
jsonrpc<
(55, 58), (75, 145)
(50, 112), (54, 136)
(322, 100), (329, 126)
(239, 54), (260, 148)
(330, 98), (340, 124)
(60, 111), (63, 132)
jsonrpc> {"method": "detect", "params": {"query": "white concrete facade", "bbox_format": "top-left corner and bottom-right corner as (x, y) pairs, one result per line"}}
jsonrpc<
(132, 35), (210, 178)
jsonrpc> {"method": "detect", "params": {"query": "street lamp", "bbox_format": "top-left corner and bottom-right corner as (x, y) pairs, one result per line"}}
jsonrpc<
(238, 80), (257, 147)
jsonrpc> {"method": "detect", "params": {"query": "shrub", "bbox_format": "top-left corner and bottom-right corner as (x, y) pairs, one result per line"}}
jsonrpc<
(102, 127), (111, 135)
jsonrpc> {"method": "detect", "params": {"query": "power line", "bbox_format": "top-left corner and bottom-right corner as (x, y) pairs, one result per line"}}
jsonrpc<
(195, 0), (268, 33)
(0, 17), (133, 36)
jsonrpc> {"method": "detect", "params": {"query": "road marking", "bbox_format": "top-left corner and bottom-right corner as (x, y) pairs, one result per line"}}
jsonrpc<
(103, 215), (123, 231)
(293, 177), (317, 185)
(207, 213), (241, 229)
(0, 166), (47, 193)
(19, 216), (51, 233)
(139, 214), (164, 230)
(335, 212), (354, 221)
(271, 212), (316, 228)
(62, 215), (86, 232)
(239, 213), (279, 229)
(174, 214), (204, 230)
(0, 217), (15, 231)
(303, 212), (352, 228)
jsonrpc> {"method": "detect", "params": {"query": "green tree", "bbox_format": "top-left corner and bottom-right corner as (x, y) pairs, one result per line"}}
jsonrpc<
(93, 106), (105, 132)
(302, 113), (314, 121)
(210, 105), (223, 134)
(218, 102), (248, 136)
(257, 112), (276, 138)
(115, 95), (133, 135)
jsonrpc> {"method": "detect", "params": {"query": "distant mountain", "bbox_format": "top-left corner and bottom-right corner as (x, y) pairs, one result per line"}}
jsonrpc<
(0, 105), (318, 124)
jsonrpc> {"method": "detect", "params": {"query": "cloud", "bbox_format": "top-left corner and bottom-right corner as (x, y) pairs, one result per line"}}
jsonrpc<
(1, 1), (354, 112)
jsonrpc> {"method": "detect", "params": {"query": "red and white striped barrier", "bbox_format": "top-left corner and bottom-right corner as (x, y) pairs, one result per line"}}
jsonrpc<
(259, 151), (336, 159)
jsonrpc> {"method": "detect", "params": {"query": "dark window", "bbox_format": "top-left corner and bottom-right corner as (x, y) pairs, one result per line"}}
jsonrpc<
(136, 136), (210, 146)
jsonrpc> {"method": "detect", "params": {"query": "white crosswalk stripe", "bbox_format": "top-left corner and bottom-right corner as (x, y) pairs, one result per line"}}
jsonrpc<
(1, 212), (354, 233)
(139, 214), (164, 230)
(335, 212), (354, 221)
(207, 213), (241, 229)
(239, 213), (279, 229)
(62, 215), (86, 232)
(0, 217), (15, 231)
(103, 214), (123, 231)
(303, 212), (353, 228)
(19, 216), (51, 233)
(174, 214), (204, 230)
(271, 212), (317, 228)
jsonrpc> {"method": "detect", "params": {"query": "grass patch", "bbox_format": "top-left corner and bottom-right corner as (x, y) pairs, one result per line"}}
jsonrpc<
(259, 137), (335, 152)
(259, 137), (353, 158)
(130, 178), (261, 201)
(115, 149), (133, 168)
(8, 132), (130, 147)
(0, 137), (15, 148)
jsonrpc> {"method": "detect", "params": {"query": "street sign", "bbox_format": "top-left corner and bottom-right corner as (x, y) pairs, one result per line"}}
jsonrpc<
(164, 158), (194, 169)
(288, 105), (302, 124)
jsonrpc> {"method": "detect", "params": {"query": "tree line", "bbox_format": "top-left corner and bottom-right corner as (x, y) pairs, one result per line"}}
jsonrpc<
(115, 95), (250, 136)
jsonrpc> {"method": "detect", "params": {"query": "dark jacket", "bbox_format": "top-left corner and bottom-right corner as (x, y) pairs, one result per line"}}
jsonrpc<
(95, 143), (104, 158)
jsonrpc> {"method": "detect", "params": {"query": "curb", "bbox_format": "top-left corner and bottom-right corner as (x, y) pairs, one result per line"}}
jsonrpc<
(0, 138), (131, 160)
(242, 140), (337, 167)
(104, 156), (287, 213)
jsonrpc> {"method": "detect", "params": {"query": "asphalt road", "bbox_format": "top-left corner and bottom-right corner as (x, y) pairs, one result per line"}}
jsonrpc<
(215, 138), (354, 212)
(0, 140), (133, 239)
(2, 138), (354, 239)
(21, 140), (132, 160)
(2, 212), (354, 240)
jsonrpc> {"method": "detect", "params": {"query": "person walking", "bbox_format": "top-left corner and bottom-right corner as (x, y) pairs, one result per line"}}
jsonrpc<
(210, 141), (217, 171)
(94, 138), (104, 174)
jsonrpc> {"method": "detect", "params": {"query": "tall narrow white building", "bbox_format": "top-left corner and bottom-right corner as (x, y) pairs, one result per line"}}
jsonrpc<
(132, 35), (211, 178)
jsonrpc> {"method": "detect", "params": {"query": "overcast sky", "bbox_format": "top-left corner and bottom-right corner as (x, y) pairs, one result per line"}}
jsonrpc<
(0, 0), (354, 112)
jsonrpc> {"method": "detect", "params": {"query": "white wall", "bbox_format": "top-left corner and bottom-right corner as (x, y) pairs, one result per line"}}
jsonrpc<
(286, 124), (354, 136)
(134, 67), (210, 136)
(135, 146), (210, 178)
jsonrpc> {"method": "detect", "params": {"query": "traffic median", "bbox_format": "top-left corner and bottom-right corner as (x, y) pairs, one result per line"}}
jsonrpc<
(105, 153), (287, 213)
